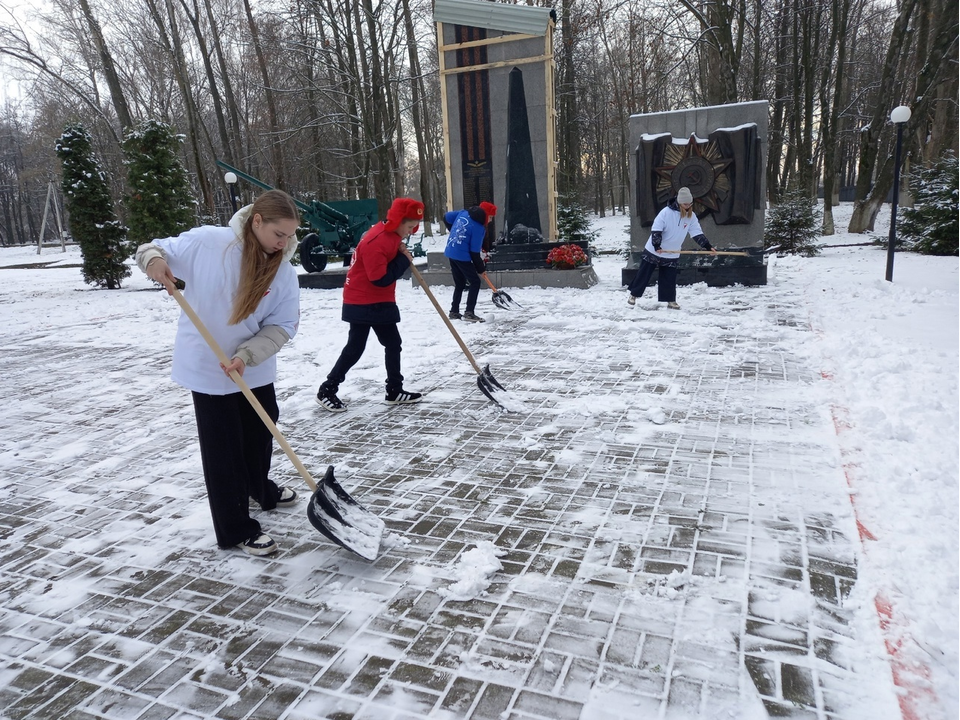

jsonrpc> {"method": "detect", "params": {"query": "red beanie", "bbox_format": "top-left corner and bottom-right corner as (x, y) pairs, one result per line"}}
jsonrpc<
(479, 201), (497, 218)
(384, 197), (425, 232)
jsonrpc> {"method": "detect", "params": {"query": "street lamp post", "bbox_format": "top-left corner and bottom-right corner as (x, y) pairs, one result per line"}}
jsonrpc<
(224, 171), (238, 214)
(885, 105), (911, 282)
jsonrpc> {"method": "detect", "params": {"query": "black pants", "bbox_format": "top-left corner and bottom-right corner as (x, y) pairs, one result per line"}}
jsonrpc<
(449, 259), (481, 314)
(325, 322), (403, 393)
(627, 259), (678, 302)
(192, 384), (282, 548)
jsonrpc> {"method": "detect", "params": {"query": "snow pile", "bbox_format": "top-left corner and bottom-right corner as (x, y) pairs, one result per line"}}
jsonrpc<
(438, 541), (506, 601)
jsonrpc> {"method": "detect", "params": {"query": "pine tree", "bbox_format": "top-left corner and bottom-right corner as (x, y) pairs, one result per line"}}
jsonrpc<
(557, 191), (598, 244)
(764, 189), (821, 256)
(123, 120), (195, 248)
(55, 125), (130, 289)
(898, 152), (959, 256)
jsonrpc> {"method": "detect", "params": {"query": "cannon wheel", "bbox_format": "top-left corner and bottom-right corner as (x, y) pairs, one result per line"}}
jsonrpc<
(300, 233), (328, 274)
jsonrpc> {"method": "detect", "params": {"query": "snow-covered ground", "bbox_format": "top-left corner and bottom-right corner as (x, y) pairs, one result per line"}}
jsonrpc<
(582, 205), (959, 715)
(1, 202), (956, 718)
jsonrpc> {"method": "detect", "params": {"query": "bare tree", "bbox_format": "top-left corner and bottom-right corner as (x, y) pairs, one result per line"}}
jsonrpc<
(820, 0), (854, 234)
(848, 0), (957, 231)
(76, 0), (132, 130)
(242, 0), (285, 188)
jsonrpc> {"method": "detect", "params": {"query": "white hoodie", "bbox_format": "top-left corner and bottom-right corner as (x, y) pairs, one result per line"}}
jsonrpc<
(137, 206), (300, 395)
(644, 204), (707, 259)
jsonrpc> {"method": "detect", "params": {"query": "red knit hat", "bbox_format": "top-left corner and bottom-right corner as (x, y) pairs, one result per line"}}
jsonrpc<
(384, 197), (425, 232)
(479, 201), (497, 218)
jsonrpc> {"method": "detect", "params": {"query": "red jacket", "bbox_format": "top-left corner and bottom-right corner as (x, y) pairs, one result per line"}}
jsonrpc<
(341, 222), (411, 323)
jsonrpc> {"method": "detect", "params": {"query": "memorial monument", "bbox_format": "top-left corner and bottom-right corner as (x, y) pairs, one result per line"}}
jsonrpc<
(423, 0), (597, 290)
(624, 101), (769, 287)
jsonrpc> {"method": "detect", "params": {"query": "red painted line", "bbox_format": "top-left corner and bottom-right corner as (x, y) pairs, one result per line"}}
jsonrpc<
(855, 519), (877, 542)
(824, 398), (940, 720)
(874, 594), (939, 720)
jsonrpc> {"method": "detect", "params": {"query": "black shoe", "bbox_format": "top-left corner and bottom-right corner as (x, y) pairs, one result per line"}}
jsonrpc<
(276, 487), (297, 507)
(448, 310), (462, 320)
(238, 533), (278, 556)
(385, 389), (423, 405)
(461, 311), (485, 323)
(316, 387), (346, 412)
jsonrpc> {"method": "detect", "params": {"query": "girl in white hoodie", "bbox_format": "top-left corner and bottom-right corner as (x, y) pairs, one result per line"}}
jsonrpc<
(627, 186), (716, 309)
(137, 190), (301, 556)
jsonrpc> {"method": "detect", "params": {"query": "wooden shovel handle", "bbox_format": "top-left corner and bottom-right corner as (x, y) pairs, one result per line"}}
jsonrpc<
(170, 287), (318, 492)
(670, 250), (750, 256)
(481, 273), (498, 292)
(408, 264), (484, 376)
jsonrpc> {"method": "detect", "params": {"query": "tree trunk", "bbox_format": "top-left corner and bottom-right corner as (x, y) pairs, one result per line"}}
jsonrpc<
(400, 0), (434, 234)
(820, 0), (852, 235)
(766, 4), (790, 203)
(847, 0), (918, 232)
(242, 0), (285, 188)
(681, 0), (741, 104)
(77, 0), (132, 131)
(179, 0), (233, 168)
(557, 0), (582, 197)
(147, 0), (215, 218)
(360, 0), (397, 214)
(202, 0), (243, 168)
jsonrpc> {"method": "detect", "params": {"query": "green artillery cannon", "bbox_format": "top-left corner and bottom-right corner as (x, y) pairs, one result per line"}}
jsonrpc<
(217, 160), (379, 273)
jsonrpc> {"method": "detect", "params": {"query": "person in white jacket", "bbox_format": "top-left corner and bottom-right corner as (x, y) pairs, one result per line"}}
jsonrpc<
(627, 186), (716, 309)
(137, 190), (301, 557)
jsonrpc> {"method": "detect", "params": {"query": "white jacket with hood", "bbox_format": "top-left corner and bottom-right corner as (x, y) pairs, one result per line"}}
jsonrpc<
(136, 205), (300, 395)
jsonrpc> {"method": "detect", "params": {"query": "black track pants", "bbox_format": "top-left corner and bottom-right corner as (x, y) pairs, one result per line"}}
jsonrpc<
(192, 384), (282, 548)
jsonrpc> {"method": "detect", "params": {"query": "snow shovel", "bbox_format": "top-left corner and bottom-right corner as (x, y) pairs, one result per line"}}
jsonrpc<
(168, 286), (384, 560)
(408, 264), (508, 408)
(481, 273), (522, 310)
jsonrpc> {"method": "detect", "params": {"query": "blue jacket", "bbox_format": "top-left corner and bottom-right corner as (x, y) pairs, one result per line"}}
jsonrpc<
(444, 210), (486, 262)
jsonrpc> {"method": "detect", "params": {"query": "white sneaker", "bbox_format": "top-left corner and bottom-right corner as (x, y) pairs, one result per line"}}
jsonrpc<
(667, 302), (681, 310)
(627, 293), (636, 306)
(276, 487), (298, 507)
(238, 533), (278, 556)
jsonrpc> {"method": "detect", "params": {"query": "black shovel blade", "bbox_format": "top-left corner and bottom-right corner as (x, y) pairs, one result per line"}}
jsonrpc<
(492, 290), (522, 311)
(476, 364), (508, 405)
(306, 466), (384, 561)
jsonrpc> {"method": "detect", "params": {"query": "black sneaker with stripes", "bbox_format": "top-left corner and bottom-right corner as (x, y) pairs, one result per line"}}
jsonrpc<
(385, 389), (423, 405)
(316, 387), (346, 412)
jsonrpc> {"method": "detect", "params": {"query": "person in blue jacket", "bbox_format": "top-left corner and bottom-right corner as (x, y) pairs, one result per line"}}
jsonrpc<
(627, 187), (716, 309)
(443, 201), (496, 323)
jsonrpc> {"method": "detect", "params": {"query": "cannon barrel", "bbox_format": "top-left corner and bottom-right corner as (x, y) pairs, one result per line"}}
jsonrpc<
(215, 160), (379, 259)
(216, 161), (352, 224)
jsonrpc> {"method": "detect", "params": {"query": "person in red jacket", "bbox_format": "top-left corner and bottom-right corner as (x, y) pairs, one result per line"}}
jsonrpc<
(316, 197), (425, 412)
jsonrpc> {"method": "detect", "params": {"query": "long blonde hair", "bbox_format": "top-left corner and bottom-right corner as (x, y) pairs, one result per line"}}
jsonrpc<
(229, 189), (299, 325)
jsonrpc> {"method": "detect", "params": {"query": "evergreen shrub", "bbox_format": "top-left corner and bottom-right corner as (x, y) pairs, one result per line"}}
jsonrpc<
(764, 189), (821, 256)
(56, 124), (129, 289)
(123, 120), (195, 249)
(899, 152), (958, 256)
(557, 192), (598, 245)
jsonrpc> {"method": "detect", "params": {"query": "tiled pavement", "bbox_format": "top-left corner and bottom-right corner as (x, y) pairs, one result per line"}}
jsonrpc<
(0, 283), (892, 720)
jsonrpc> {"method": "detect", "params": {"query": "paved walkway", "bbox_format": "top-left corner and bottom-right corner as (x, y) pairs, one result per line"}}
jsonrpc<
(0, 271), (894, 720)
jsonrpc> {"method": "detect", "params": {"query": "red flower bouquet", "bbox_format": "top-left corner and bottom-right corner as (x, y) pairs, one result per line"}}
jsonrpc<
(546, 243), (589, 270)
